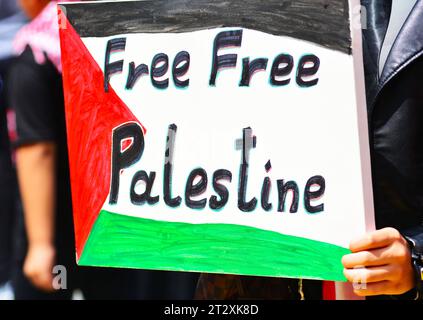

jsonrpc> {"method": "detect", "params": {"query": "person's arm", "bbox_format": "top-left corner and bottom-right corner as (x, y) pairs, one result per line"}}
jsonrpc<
(16, 142), (56, 291)
(7, 57), (59, 292)
(342, 227), (415, 297)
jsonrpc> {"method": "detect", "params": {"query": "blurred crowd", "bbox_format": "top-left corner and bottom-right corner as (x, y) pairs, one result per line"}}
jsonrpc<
(0, 0), (199, 300)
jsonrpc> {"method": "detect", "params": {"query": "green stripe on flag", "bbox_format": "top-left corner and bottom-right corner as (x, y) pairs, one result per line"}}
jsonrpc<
(79, 210), (350, 281)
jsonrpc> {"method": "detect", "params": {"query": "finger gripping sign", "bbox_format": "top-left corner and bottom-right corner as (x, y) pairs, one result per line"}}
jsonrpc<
(59, 0), (375, 281)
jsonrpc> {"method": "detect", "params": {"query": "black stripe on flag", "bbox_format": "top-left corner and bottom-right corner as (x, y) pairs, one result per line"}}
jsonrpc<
(60, 0), (351, 54)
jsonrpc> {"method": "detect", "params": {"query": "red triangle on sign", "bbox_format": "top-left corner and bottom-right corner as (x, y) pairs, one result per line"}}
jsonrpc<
(59, 13), (145, 260)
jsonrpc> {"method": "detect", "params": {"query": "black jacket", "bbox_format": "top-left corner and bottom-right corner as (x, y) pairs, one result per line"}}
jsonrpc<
(362, 0), (423, 232)
(362, 0), (423, 298)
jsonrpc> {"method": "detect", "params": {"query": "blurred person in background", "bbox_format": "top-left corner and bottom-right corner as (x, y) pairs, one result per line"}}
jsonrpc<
(7, 0), (198, 299)
(0, 0), (25, 295)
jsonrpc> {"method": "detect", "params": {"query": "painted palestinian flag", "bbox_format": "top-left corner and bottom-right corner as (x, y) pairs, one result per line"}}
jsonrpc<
(58, 0), (374, 282)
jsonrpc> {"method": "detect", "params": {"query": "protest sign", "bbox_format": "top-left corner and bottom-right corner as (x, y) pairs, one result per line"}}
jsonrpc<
(59, 0), (374, 281)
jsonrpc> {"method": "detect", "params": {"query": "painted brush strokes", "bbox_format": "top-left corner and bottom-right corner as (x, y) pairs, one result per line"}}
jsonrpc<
(80, 210), (350, 281)
(61, 0), (351, 54)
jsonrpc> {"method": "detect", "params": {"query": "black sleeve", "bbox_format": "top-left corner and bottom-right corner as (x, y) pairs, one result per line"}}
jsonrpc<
(7, 56), (57, 147)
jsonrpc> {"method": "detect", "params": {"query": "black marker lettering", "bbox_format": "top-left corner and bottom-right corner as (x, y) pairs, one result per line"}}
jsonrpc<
(164, 124), (182, 207)
(209, 30), (243, 86)
(104, 37), (126, 92)
(185, 168), (208, 209)
(126, 61), (149, 89)
(172, 51), (190, 88)
(209, 169), (232, 210)
(270, 54), (293, 86)
(261, 160), (272, 211)
(109, 122), (144, 204)
(240, 57), (268, 87)
(296, 54), (320, 87)
(304, 175), (325, 213)
(236, 127), (257, 212)
(130, 171), (159, 205)
(151, 53), (169, 89)
(277, 180), (299, 213)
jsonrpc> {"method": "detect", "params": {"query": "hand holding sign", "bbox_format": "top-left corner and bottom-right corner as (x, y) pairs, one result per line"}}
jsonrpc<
(342, 228), (414, 296)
